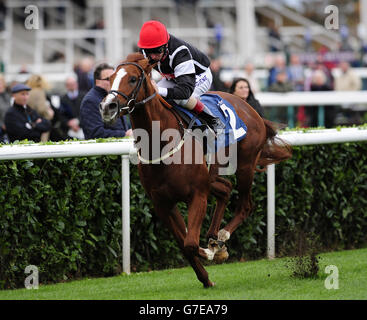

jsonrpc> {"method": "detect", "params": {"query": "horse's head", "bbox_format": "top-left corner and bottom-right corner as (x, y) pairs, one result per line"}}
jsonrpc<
(99, 53), (156, 124)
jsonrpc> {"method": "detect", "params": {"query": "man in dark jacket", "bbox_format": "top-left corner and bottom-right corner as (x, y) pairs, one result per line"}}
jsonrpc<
(60, 75), (84, 120)
(4, 83), (51, 143)
(80, 63), (132, 140)
(60, 75), (84, 139)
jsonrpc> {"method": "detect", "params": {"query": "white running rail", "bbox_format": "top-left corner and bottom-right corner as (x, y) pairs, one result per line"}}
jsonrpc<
(1, 128), (367, 270)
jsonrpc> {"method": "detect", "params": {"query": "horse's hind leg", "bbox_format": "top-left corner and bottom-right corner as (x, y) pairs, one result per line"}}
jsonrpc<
(218, 162), (256, 242)
(153, 201), (214, 288)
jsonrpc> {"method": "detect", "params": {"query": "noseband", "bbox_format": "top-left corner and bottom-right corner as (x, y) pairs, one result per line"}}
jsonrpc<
(108, 62), (156, 114)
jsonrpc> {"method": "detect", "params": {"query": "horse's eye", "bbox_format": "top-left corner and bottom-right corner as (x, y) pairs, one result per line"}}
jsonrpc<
(130, 76), (137, 84)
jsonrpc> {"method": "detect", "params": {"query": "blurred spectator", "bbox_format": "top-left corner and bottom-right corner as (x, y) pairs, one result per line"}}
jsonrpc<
(214, 23), (223, 58)
(268, 71), (293, 93)
(85, 19), (105, 54)
(334, 61), (363, 125)
(339, 25), (352, 52)
(18, 64), (30, 75)
(334, 61), (362, 91)
(287, 54), (306, 127)
(268, 22), (283, 52)
(60, 75), (84, 140)
(229, 78), (264, 118)
(4, 84), (51, 143)
(26, 75), (55, 141)
(304, 56), (334, 91)
(74, 57), (94, 95)
(0, 0), (6, 31)
(287, 54), (305, 91)
(243, 62), (260, 93)
(268, 71), (293, 124)
(60, 75), (83, 119)
(315, 54), (334, 86)
(80, 63), (132, 140)
(47, 51), (65, 63)
(267, 54), (290, 88)
(47, 95), (70, 142)
(310, 70), (331, 92)
(304, 27), (312, 52)
(361, 43), (367, 67)
(209, 58), (227, 92)
(308, 70), (335, 128)
(0, 74), (10, 142)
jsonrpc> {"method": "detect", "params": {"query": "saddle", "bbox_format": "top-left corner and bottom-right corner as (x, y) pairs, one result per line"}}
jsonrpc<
(166, 93), (248, 154)
(172, 105), (209, 132)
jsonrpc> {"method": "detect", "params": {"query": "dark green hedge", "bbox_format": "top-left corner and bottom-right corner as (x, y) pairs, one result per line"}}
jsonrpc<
(1, 141), (367, 289)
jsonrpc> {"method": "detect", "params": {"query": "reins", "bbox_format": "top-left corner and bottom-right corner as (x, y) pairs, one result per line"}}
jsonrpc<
(108, 62), (157, 114)
(111, 61), (187, 164)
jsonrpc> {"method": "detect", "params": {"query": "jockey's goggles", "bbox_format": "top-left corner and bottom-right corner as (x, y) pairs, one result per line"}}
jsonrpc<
(144, 45), (166, 54)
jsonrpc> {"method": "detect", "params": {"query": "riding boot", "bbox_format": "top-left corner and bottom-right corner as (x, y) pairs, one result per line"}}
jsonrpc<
(192, 99), (224, 133)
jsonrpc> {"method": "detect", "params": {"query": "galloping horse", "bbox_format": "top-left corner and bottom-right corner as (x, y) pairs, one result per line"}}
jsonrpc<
(100, 53), (291, 287)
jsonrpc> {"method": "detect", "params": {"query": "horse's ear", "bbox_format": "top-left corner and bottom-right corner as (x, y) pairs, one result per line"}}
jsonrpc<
(140, 58), (156, 75)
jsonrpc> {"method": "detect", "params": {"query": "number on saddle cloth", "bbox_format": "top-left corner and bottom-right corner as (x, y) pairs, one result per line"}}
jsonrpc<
(172, 94), (247, 153)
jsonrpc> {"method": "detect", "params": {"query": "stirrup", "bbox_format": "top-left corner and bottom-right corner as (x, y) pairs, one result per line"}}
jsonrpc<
(199, 113), (224, 134)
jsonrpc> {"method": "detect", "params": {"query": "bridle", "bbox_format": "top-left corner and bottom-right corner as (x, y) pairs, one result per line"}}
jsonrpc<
(108, 62), (157, 115)
(105, 61), (190, 165)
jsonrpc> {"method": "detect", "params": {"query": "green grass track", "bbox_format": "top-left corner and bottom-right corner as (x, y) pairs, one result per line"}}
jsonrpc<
(1, 248), (366, 300)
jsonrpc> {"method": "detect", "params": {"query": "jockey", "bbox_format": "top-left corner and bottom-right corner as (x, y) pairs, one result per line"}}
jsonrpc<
(137, 20), (222, 132)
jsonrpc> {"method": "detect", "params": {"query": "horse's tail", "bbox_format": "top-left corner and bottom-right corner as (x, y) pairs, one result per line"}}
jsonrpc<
(256, 119), (292, 172)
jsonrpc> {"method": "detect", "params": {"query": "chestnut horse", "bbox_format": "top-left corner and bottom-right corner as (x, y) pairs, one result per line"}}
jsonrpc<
(100, 53), (291, 287)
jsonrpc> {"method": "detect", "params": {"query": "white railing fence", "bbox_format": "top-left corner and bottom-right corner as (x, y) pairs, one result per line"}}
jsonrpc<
(0, 138), (135, 275)
(1, 128), (367, 272)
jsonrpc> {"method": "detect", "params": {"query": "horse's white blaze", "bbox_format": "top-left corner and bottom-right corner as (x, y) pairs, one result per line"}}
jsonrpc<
(105, 68), (127, 104)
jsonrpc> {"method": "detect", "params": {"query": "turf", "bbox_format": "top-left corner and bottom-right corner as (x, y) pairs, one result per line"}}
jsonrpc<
(0, 248), (366, 300)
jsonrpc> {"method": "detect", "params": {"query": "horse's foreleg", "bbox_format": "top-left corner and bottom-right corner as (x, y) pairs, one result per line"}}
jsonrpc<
(184, 192), (208, 256)
(154, 202), (214, 288)
(206, 176), (232, 240)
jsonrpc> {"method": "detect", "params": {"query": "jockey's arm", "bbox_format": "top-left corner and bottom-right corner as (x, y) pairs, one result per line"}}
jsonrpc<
(157, 74), (195, 100)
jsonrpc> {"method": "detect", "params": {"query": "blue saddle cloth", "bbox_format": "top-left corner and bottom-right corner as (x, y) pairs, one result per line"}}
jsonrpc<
(173, 93), (247, 153)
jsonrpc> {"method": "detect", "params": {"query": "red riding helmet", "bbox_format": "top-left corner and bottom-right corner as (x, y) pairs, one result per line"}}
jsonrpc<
(138, 20), (170, 49)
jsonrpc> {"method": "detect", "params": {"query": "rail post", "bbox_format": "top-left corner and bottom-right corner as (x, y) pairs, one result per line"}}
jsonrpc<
(267, 164), (275, 260)
(121, 155), (131, 274)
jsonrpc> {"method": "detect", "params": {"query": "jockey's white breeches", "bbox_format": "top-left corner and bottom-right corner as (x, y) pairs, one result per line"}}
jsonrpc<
(157, 68), (213, 106)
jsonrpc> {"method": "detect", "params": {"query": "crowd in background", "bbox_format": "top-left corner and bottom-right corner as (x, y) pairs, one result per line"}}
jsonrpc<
(1, 0), (367, 143)
(1, 25), (367, 143)
(1, 46), (367, 144)
(0, 57), (132, 143)
(210, 47), (367, 128)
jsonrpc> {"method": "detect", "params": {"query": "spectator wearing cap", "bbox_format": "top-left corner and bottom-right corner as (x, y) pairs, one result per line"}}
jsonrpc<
(4, 83), (51, 143)
(80, 63), (132, 140)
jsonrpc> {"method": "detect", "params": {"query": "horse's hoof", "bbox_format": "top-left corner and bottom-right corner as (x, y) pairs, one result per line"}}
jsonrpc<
(204, 281), (215, 288)
(208, 238), (225, 251)
(213, 246), (229, 264)
(208, 238), (217, 251)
